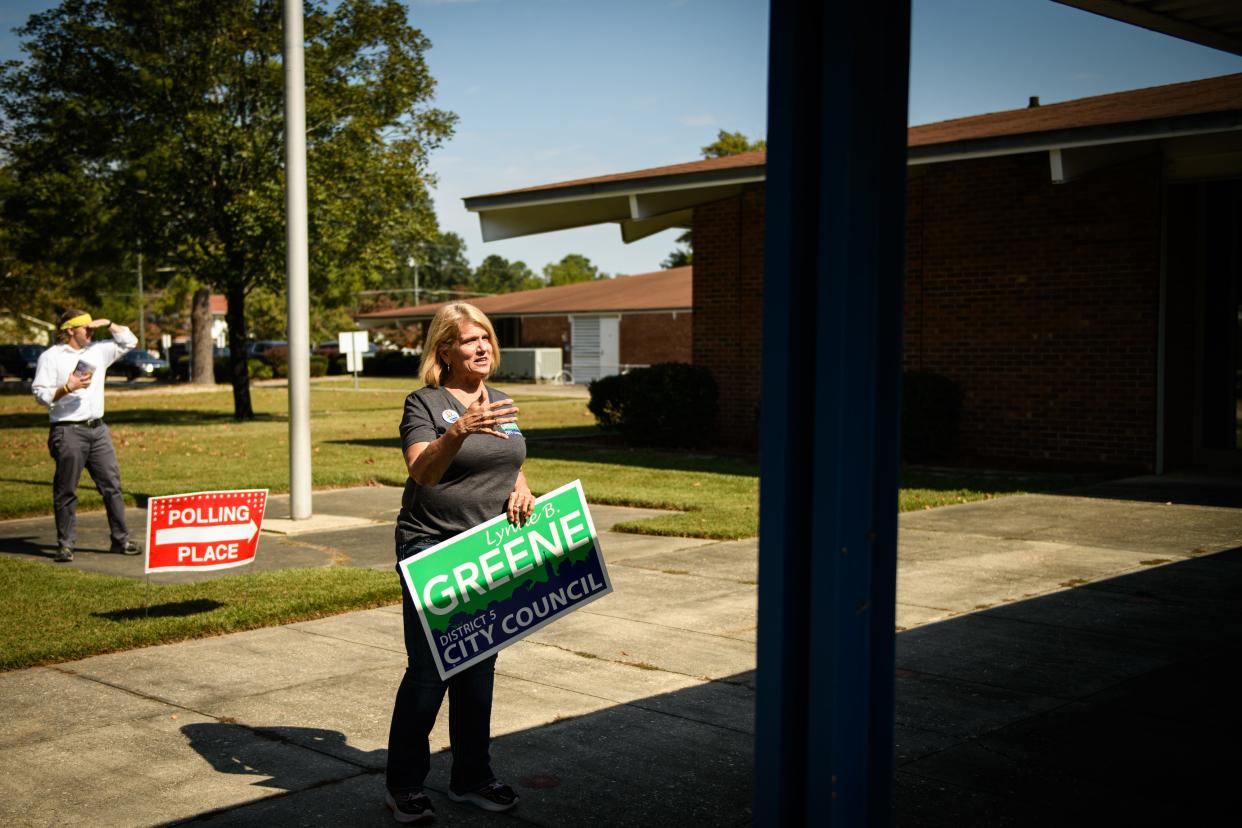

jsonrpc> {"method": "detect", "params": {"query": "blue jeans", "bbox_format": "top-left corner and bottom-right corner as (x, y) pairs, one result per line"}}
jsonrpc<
(386, 536), (497, 795)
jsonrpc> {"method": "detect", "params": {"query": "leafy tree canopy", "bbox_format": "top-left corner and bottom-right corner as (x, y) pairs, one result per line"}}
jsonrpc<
(473, 254), (540, 295)
(543, 253), (605, 286)
(702, 129), (767, 158)
(392, 230), (473, 297)
(0, 0), (454, 418)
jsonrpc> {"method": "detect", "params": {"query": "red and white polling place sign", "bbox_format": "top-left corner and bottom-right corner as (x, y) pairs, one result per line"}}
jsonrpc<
(145, 489), (268, 573)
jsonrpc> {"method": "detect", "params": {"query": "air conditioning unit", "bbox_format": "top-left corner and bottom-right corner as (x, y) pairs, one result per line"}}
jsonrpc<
(497, 348), (563, 382)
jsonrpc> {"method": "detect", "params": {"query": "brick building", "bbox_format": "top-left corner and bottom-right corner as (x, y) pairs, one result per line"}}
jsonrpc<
(354, 266), (692, 383)
(463, 74), (1242, 473)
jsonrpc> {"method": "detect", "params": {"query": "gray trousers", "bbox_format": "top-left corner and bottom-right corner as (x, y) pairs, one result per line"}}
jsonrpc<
(47, 422), (129, 549)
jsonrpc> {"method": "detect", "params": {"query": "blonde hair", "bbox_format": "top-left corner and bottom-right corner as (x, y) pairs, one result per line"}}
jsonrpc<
(419, 303), (501, 387)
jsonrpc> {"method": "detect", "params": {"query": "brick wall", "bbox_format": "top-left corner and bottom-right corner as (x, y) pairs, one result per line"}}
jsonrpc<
(692, 184), (766, 448)
(691, 157), (1162, 468)
(519, 316), (569, 351)
(519, 311), (691, 372)
(905, 152), (1161, 470)
(619, 313), (692, 365)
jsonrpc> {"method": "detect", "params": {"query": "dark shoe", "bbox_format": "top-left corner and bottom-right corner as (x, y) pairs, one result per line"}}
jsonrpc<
(53, 546), (74, 563)
(111, 541), (140, 556)
(448, 780), (518, 813)
(385, 790), (434, 824)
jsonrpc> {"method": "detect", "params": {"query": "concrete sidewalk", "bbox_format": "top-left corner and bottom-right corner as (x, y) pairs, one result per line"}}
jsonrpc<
(1, 476), (1240, 826)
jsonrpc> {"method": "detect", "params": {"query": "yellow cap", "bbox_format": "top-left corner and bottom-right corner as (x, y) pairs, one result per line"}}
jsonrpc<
(59, 313), (92, 330)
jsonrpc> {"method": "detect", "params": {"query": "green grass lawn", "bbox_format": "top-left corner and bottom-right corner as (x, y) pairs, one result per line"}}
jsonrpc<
(0, 378), (599, 519)
(0, 557), (399, 671)
(0, 376), (1071, 671)
(0, 377), (1066, 535)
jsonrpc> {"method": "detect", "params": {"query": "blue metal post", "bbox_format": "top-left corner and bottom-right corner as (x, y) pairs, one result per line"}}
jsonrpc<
(755, 1), (910, 825)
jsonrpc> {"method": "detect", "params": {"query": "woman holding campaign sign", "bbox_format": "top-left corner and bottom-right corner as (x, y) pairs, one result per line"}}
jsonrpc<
(386, 302), (533, 823)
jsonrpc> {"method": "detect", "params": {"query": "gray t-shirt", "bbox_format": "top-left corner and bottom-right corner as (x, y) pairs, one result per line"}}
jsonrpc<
(395, 385), (526, 544)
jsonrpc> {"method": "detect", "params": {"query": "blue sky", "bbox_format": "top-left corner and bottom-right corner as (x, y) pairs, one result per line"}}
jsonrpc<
(3, 0), (1240, 278)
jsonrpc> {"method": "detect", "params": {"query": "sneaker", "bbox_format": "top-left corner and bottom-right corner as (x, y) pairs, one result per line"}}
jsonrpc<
(111, 541), (140, 556)
(385, 790), (434, 824)
(448, 780), (518, 813)
(53, 546), (73, 563)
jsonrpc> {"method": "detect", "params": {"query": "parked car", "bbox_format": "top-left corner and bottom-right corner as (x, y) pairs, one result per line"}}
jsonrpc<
(0, 343), (47, 381)
(116, 349), (169, 380)
(247, 340), (317, 364)
(248, 340), (311, 363)
(246, 340), (284, 363)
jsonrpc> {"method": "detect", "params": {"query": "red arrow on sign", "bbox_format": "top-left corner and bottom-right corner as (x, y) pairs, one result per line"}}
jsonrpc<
(145, 489), (269, 573)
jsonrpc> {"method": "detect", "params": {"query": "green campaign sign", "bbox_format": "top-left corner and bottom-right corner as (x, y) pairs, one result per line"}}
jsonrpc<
(399, 479), (612, 679)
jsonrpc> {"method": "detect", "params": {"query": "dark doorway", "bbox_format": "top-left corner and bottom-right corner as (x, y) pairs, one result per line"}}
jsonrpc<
(1163, 178), (1242, 471)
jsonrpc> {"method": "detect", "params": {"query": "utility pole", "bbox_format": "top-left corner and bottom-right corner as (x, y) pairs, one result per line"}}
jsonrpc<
(408, 255), (420, 306)
(137, 252), (145, 351)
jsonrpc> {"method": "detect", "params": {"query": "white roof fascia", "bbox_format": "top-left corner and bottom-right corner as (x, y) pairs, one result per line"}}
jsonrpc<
(1050, 140), (1161, 183)
(480, 195), (632, 242)
(476, 177), (760, 242)
(628, 185), (745, 219)
(467, 172), (765, 214)
(620, 209), (693, 243)
(910, 120), (1242, 167)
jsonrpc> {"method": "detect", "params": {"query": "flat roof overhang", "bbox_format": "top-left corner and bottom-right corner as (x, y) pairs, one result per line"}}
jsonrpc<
(1053, 0), (1242, 57)
(463, 165), (765, 243)
(463, 113), (1242, 244)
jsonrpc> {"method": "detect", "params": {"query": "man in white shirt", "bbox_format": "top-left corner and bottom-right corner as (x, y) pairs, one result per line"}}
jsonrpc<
(32, 308), (140, 562)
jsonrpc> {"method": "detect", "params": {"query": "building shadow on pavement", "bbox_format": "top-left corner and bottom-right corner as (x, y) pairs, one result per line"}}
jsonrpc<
(893, 544), (1242, 826)
(163, 546), (1239, 827)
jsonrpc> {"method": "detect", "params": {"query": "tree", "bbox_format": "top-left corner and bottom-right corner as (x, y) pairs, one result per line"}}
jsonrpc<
(543, 253), (604, 286)
(661, 233), (693, 268)
(395, 230), (473, 302)
(702, 129), (767, 158)
(1, 0), (454, 419)
(662, 129), (767, 268)
(0, 160), (121, 321)
(190, 288), (214, 384)
(473, 255), (541, 295)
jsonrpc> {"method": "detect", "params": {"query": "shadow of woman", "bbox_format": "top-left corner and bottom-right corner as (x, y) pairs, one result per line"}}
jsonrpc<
(181, 722), (385, 791)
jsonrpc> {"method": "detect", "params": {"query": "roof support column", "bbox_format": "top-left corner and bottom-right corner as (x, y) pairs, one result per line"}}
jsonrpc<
(756, 1), (910, 825)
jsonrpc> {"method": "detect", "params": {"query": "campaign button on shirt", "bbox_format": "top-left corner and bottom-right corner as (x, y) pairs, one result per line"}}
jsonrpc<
(442, 409), (459, 424)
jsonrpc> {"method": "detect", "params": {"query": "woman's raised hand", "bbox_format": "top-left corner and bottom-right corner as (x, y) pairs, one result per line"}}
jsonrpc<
(456, 390), (519, 439)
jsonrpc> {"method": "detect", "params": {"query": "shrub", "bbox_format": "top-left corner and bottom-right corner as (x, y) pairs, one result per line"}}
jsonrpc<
(586, 373), (625, 430)
(901, 370), (964, 463)
(363, 350), (420, 377)
(587, 363), (718, 448)
(248, 358), (273, 381)
(309, 355), (328, 377)
(266, 347), (290, 379)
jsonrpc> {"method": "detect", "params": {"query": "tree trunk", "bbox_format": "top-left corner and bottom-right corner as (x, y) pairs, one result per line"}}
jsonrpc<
(190, 288), (214, 385)
(226, 284), (254, 420)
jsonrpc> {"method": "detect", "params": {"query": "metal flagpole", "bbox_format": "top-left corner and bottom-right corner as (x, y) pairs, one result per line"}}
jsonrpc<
(283, 0), (312, 520)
